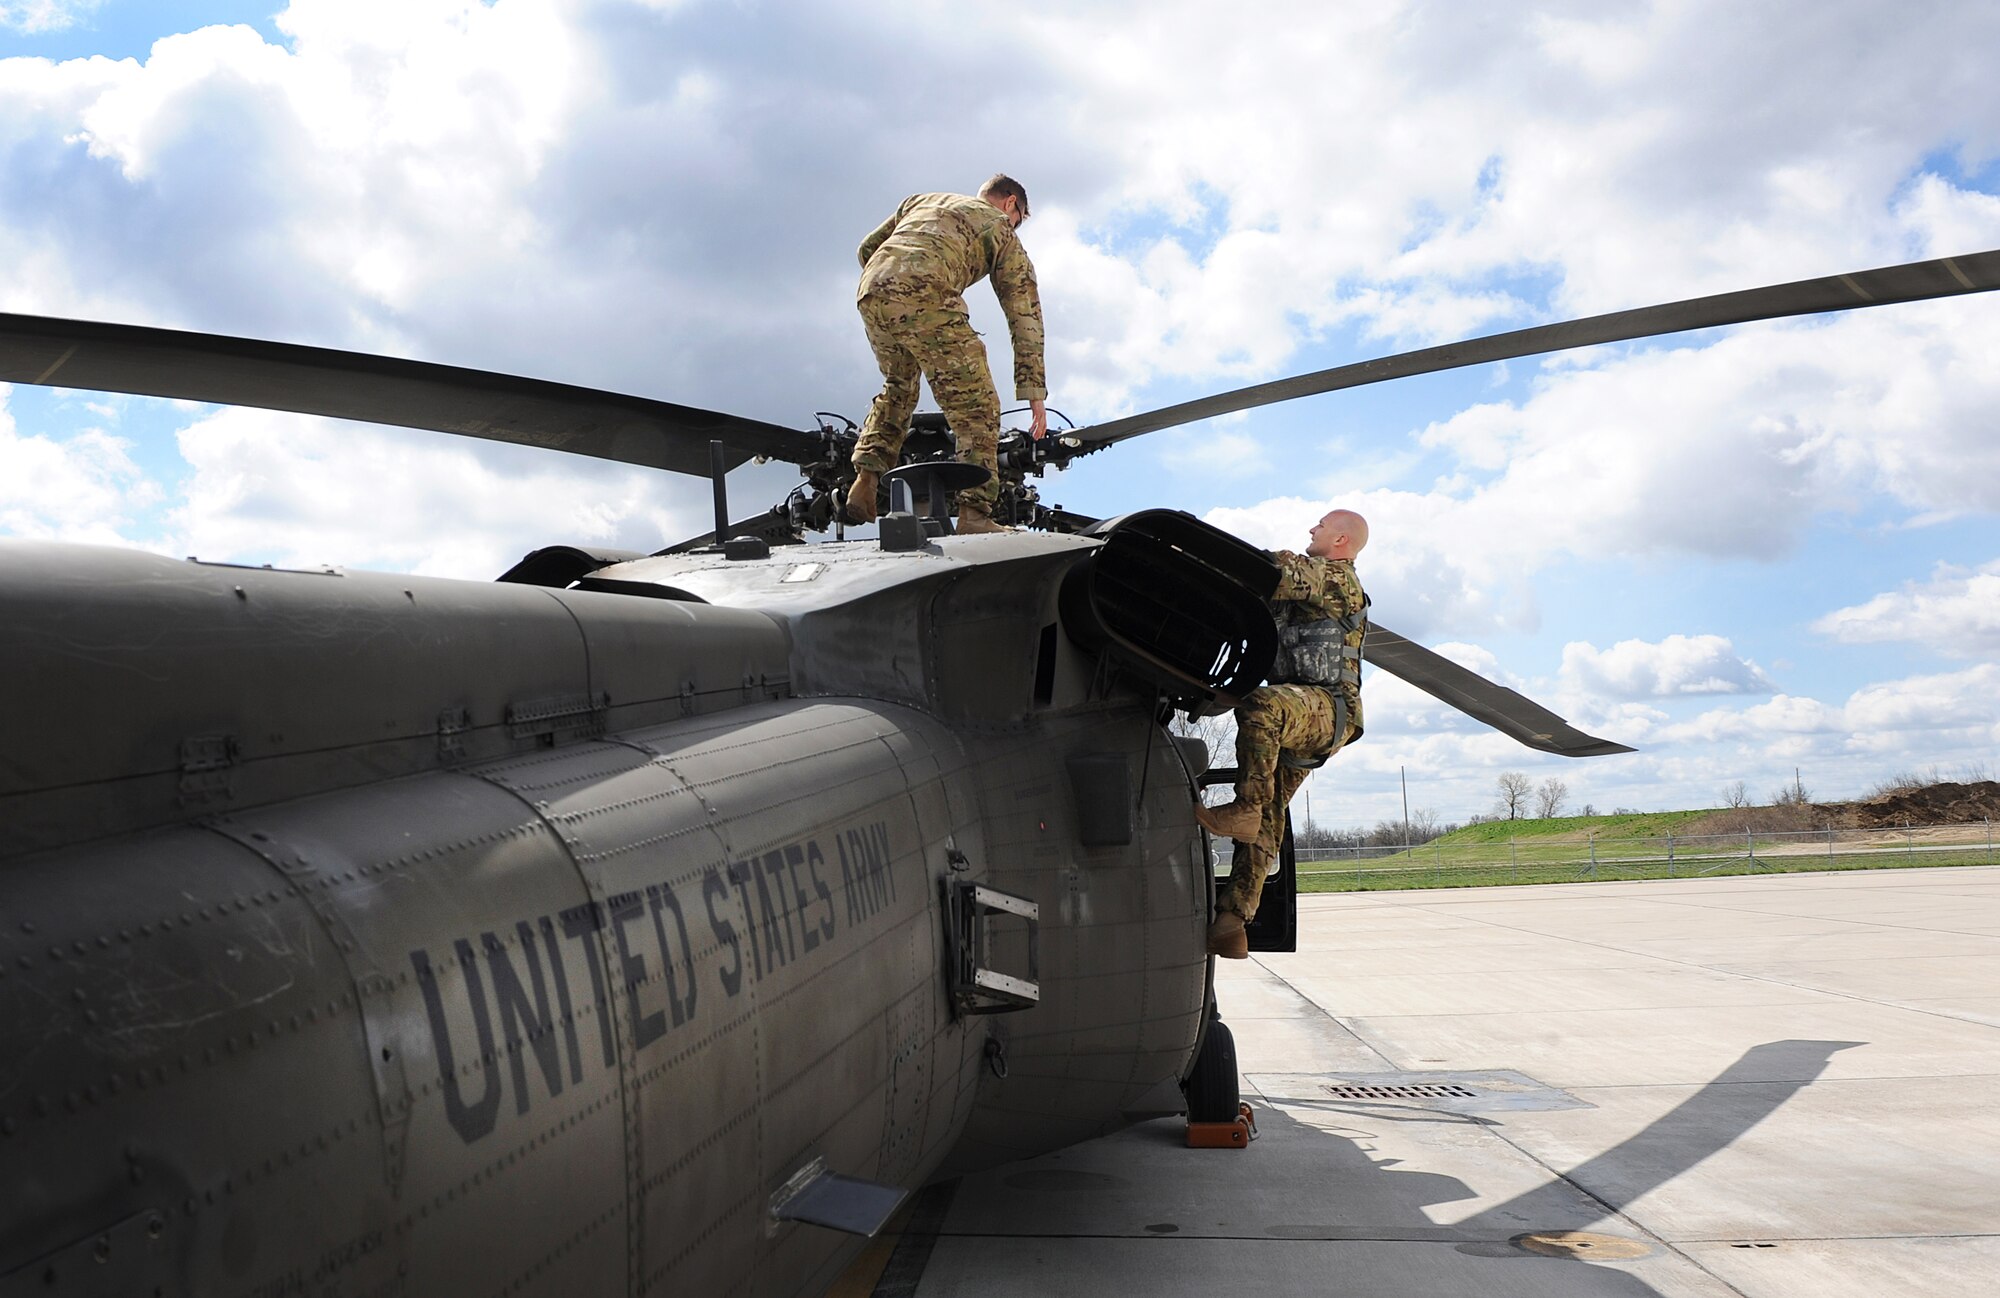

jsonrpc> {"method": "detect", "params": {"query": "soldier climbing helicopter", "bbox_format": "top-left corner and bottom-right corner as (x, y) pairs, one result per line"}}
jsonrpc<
(1, 245), (1996, 1297)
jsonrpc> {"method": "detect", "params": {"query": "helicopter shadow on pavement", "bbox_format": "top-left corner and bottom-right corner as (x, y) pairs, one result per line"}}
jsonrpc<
(900, 1038), (1858, 1297)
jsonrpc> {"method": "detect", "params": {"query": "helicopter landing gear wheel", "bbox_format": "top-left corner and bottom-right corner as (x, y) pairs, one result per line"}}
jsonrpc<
(1184, 1012), (1239, 1125)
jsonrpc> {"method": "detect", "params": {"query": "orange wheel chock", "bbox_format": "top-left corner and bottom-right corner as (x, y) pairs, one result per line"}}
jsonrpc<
(1186, 1102), (1258, 1149)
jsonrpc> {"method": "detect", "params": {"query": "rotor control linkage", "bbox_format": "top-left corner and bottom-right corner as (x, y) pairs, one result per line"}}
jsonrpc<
(997, 429), (1084, 475)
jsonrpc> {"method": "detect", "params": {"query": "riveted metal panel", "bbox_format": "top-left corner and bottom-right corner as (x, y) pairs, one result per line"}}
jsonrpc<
(0, 541), (793, 863)
(460, 701), (974, 1298)
(0, 825), (370, 1293)
(0, 545), (585, 859)
(543, 587), (792, 735)
(0, 766), (634, 1298)
(937, 707), (1209, 1177)
(601, 701), (951, 1297)
(202, 772), (625, 1298)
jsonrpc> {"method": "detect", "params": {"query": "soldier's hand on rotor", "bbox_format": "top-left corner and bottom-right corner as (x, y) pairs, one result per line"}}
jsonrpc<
(1030, 398), (1047, 440)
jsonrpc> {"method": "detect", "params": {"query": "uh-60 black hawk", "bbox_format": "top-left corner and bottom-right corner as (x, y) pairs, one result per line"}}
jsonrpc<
(2, 246), (1996, 1298)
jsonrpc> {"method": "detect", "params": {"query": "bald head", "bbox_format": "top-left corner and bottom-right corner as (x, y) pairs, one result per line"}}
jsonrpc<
(1306, 509), (1368, 560)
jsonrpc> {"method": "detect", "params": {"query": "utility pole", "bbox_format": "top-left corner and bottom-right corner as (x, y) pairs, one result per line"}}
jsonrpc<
(1401, 765), (1411, 850)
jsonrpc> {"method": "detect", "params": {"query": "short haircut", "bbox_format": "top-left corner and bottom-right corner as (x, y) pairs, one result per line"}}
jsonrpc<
(978, 173), (1029, 217)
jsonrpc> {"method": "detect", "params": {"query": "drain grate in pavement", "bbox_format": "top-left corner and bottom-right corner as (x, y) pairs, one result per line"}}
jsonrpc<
(1326, 1083), (1479, 1100)
(1247, 1069), (1593, 1113)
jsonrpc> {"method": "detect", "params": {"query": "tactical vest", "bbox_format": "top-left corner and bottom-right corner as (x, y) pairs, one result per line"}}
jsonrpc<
(1270, 594), (1368, 769)
(1269, 594), (1368, 690)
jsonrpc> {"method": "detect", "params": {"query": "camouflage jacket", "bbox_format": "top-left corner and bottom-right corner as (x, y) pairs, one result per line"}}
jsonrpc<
(1268, 551), (1367, 723)
(856, 192), (1047, 400)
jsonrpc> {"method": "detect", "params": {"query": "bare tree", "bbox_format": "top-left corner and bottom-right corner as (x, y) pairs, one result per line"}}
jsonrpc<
(1535, 776), (1569, 819)
(1408, 806), (1445, 838)
(1721, 780), (1751, 809)
(1770, 768), (1813, 807)
(1495, 771), (1533, 820)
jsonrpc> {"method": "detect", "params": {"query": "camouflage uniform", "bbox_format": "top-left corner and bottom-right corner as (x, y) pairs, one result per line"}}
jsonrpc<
(851, 193), (1046, 514)
(1219, 552), (1368, 921)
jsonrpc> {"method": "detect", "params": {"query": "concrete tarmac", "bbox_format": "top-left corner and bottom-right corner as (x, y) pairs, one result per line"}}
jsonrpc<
(886, 866), (2000, 1296)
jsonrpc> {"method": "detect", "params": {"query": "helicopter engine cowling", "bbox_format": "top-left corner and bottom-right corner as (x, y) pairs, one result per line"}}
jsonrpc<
(1058, 509), (1281, 710)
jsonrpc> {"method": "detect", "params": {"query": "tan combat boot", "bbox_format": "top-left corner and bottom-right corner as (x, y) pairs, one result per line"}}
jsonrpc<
(845, 468), (879, 524)
(1206, 910), (1249, 959)
(954, 506), (1011, 535)
(1195, 799), (1262, 841)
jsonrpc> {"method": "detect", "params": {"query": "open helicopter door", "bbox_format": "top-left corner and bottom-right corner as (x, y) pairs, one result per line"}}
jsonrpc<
(1197, 767), (1297, 954)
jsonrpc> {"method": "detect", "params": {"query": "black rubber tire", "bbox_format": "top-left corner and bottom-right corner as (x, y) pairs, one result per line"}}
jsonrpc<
(1184, 1016), (1240, 1124)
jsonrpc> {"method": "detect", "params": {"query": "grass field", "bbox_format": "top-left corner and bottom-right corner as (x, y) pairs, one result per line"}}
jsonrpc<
(1282, 814), (2000, 892)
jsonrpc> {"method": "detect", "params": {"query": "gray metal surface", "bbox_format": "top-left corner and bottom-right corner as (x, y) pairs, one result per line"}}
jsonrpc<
(772, 1166), (908, 1237)
(0, 542), (791, 858)
(0, 529), (1219, 1297)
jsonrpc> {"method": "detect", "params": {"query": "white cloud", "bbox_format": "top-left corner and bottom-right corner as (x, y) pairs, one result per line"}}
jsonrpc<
(1665, 694), (1847, 744)
(1560, 634), (1774, 699)
(1814, 560), (2000, 658)
(167, 407), (710, 579)
(1205, 293), (2000, 640)
(14, 0), (1988, 431)
(0, 0), (99, 34)
(1656, 666), (2000, 773)
(1844, 663), (2000, 741)
(0, 384), (159, 543)
(1008, 0), (2000, 418)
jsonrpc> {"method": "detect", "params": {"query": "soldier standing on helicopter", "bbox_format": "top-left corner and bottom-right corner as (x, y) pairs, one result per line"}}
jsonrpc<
(1196, 508), (1370, 959)
(845, 175), (1047, 535)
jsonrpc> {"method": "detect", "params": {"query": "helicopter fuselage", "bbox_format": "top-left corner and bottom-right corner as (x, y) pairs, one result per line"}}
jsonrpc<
(0, 523), (1261, 1297)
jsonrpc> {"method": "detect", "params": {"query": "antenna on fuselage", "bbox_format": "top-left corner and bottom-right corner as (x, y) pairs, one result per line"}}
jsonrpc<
(709, 440), (770, 560)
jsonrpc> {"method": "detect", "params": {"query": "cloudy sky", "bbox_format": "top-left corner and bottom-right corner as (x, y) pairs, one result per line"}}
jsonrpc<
(5, 0), (1999, 827)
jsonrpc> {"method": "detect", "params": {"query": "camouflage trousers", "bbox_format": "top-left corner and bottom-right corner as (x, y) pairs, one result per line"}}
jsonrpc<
(1219, 684), (1359, 921)
(851, 285), (1002, 513)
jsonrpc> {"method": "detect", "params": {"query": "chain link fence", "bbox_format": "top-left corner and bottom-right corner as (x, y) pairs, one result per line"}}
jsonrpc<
(1231, 820), (2000, 891)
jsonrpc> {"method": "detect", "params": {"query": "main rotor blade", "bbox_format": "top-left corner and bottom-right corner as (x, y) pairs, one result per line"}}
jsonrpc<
(0, 314), (823, 476)
(1363, 623), (1633, 758)
(1077, 248), (2000, 448)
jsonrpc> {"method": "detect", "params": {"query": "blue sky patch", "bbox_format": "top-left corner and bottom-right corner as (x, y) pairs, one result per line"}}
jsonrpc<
(0, 1), (282, 62)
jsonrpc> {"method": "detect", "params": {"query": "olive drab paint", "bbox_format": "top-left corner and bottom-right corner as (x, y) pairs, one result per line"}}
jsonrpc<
(412, 823), (895, 1145)
(0, 516), (1282, 1298)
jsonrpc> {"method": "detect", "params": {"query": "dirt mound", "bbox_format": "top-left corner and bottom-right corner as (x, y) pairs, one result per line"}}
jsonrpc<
(1682, 781), (2000, 837)
(1684, 804), (1825, 836)
(1838, 781), (2000, 828)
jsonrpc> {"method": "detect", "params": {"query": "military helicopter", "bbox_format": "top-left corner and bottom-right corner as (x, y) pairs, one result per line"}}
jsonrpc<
(1, 247), (1993, 1298)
